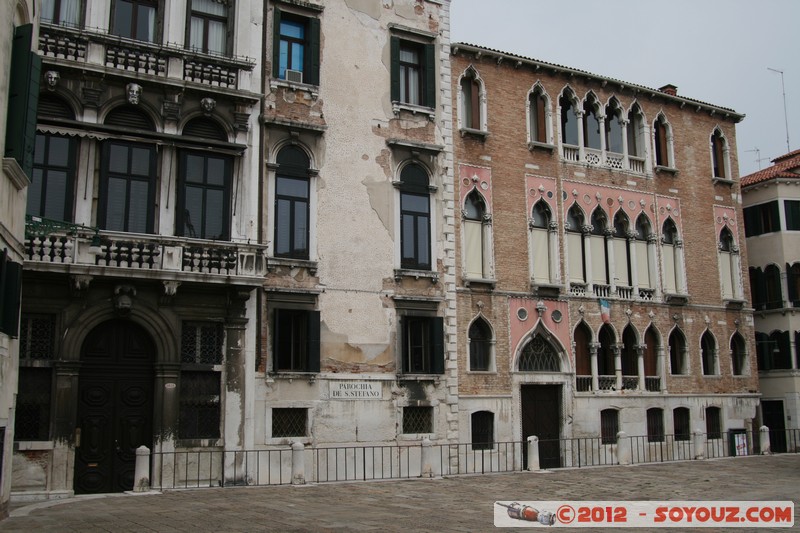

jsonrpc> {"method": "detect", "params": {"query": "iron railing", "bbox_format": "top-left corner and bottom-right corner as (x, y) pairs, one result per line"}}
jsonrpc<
(147, 429), (800, 489)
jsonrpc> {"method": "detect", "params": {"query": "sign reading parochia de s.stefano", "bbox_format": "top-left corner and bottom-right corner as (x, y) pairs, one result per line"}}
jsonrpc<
(330, 381), (383, 400)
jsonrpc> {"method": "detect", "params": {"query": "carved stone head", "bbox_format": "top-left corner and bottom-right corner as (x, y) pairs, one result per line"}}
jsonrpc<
(200, 97), (216, 115)
(126, 83), (142, 105)
(44, 70), (60, 90)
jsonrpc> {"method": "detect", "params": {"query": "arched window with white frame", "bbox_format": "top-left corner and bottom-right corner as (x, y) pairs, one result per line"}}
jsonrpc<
(398, 163), (433, 270)
(462, 190), (492, 280)
(528, 83), (551, 146)
(529, 200), (554, 285)
(711, 127), (731, 181)
(612, 210), (632, 292)
(718, 226), (741, 300)
(468, 316), (493, 372)
(559, 88), (580, 161)
(627, 102), (646, 173)
(583, 93), (602, 161)
(653, 113), (674, 169)
(459, 67), (486, 132)
(605, 97), (624, 169)
(661, 218), (684, 295)
(701, 330), (718, 376)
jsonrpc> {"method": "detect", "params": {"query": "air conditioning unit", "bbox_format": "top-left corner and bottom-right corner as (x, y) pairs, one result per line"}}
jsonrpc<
(285, 69), (303, 83)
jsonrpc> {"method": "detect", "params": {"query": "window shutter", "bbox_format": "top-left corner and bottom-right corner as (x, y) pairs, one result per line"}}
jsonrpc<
(470, 79), (480, 129)
(430, 316), (444, 374)
(424, 43), (436, 108)
(306, 17), (321, 86)
(787, 263), (796, 304)
(536, 95), (546, 143)
(272, 8), (282, 78)
(390, 36), (400, 102)
(5, 24), (41, 178)
(273, 309), (284, 370)
(713, 135), (725, 178)
(769, 201), (780, 232)
(656, 122), (668, 166)
(1, 259), (22, 337)
(307, 310), (320, 372)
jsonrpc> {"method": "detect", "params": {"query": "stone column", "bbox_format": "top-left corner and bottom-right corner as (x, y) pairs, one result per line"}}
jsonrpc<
(582, 225), (593, 294)
(674, 239), (687, 294)
(576, 110), (586, 161)
(636, 344), (646, 391)
(590, 342), (600, 391)
(613, 345), (622, 390)
(548, 221), (560, 285)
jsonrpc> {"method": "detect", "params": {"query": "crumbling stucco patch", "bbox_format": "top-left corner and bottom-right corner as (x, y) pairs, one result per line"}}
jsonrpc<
(344, 0), (382, 20)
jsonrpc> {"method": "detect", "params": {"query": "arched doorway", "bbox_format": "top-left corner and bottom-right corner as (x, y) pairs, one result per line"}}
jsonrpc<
(517, 332), (565, 469)
(74, 320), (155, 494)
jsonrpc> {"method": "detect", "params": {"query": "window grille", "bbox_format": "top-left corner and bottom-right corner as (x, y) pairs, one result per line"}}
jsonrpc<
(674, 408), (691, 441)
(14, 368), (52, 440)
(600, 409), (618, 444)
(272, 408), (307, 438)
(20, 315), (55, 360)
(646, 408), (664, 443)
(471, 411), (494, 450)
(178, 371), (220, 439)
(518, 336), (560, 371)
(402, 406), (433, 434)
(181, 322), (223, 365)
(706, 407), (722, 439)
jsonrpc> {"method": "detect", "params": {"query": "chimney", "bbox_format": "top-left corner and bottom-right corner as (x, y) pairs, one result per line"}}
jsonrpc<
(659, 84), (678, 96)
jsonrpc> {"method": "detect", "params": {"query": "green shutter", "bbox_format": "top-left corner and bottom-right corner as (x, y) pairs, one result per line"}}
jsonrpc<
(430, 316), (444, 374)
(424, 43), (436, 108)
(306, 17), (320, 86)
(5, 24), (41, 178)
(307, 310), (320, 372)
(390, 36), (400, 103)
(272, 8), (282, 78)
(769, 201), (780, 232)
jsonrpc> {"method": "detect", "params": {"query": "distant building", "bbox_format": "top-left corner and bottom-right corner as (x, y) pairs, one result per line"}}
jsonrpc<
(742, 150), (800, 450)
(450, 43), (759, 466)
(0, 0), (39, 518)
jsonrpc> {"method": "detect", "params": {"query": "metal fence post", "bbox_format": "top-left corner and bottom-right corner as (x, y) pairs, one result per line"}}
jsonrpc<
(420, 438), (433, 478)
(291, 441), (306, 485)
(526, 436), (540, 471)
(759, 425), (771, 455)
(693, 430), (705, 460)
(616, 431), (631, 465)
(134, 445), (151, 492)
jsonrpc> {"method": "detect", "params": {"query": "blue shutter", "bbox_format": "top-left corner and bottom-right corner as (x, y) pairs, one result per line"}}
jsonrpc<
(5, 24), (42, 178)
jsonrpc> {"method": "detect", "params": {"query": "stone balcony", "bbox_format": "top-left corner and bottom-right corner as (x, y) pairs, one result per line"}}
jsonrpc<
(24, 220), (267, 287)
(38, 23), (256, 92)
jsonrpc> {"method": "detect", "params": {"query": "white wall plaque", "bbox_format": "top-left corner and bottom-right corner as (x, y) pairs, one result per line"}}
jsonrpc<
(330, 381), (382, 400)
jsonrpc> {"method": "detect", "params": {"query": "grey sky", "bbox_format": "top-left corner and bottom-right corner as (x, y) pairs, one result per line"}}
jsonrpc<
(449, 0), (799, 178)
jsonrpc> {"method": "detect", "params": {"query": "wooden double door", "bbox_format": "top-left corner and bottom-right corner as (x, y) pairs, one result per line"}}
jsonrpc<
(521, 384), (562, 469)
(74, 320), (154, 494)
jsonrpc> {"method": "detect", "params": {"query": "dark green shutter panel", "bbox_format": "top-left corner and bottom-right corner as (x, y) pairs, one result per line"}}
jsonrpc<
(273, 309), (284, 370)
(424, 43), (436, 108)
(272, 8), (282, 78)
(769, 201), (780, 232)
(430, 316), (444, 374)
(5, 24), (41, 178)
(306, 17), (320, 86)
(390, 36), (400, 102)
(743, 207), (754, 237)
(1, 260), (22, 337)
(307, 310), (320, 372)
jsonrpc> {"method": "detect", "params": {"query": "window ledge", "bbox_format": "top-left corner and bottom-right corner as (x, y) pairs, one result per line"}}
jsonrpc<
(13, 441), (54, 451)
(268, 257), (318, 275)
(268, 372), (319, 384)
(396, 374), (442, 383)
(459, 127), (489, 140)
(530, 282), (562, 298)
(463, 276), (496, 288)
(392, 102), (436, 121)
(713, 176), (735, 186)
(175, 438), (223, 448)
(528, 141), (556, 153)
(664, 293), (689, 305)
(467, 370), (497, 375)
(724, 298), (746, 309)
(395, 268), (439, 283)
(2, 157), (30, 191)
(269, 78), (319, 99)
(655, 165), (679, 176)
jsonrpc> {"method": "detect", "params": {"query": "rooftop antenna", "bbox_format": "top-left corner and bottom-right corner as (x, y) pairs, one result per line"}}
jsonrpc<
(745, 148), (770, 170)
(767, 67), (791, 153)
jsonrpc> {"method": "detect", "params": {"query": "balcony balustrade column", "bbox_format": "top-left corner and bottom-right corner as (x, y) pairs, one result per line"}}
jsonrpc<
(636, 344), (646, 391)
(590, 342), (600, 391)
(613, 344), (622, 390)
